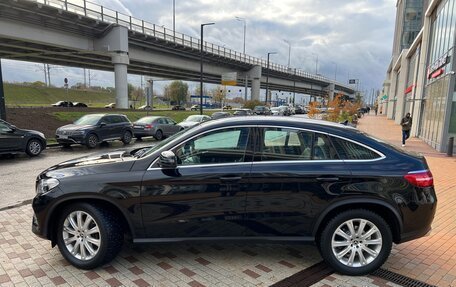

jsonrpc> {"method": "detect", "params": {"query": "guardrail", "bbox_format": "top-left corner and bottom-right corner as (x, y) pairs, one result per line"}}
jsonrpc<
(29, 0), (354, 91)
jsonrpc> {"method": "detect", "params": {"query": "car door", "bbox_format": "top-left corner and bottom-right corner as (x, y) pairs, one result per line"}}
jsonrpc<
(155, 118), (167, 135)
(165, 118), (180, 135)
(97, 116), (116, 141)
(140, 126), (254, 238)
(0, 121), (22, 151)
(244, 127), (351, 238)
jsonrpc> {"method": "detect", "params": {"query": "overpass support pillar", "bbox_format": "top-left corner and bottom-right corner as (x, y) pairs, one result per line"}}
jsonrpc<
(328, 82), (335, 102)
(249, 65), (262, 101)
(112, 53), (129, 109)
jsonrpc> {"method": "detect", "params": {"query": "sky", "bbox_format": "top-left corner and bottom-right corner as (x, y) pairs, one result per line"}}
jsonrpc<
(1, 0), (397, 101)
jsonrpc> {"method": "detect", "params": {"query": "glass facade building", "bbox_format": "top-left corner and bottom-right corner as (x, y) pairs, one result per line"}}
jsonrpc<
(401, 0), (427, 50)
(420, 0), (456, 151)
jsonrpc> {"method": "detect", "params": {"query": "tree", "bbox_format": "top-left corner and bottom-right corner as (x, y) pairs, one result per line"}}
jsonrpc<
(211, 86), (226, 106)
(164, 81), (188, 105)
(232, 97), (245, 104)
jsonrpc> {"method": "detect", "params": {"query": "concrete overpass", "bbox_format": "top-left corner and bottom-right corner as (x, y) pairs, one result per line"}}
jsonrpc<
(0, 0), (355, 108)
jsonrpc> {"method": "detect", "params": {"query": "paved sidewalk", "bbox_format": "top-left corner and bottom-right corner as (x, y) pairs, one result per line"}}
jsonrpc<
(357, 114), (456, 286)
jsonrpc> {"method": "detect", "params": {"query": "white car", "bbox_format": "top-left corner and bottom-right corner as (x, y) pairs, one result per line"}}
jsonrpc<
(270, 107), (283, 116)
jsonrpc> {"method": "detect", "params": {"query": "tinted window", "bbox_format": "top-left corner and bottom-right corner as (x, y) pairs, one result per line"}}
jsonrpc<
(103, 116), (116, 124)
(175, 127), (250, 166)
(313, 133), (339, 160)
(0, 122), (11, 132)
(157, 118), (167, 125)
(166, 118), (176, 125)
(330, 136), (380, 160)
(260, 128), (313, 161)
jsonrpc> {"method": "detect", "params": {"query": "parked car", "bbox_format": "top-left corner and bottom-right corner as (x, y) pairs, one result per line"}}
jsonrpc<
(55, 114), (133, 148)
(190, 105), (199, 111)
(138, 105), (152, 110)
(32, 117), (436, 275)
(104, 103), (116, 109)
(172, 105), (186, 111)
(211, 112), (232, 120)
(52, 101), (73, 107)
(294, 105), (304, 114)
(222, 105), (232, 110)
(133, 116), (182, 140)
(178, 115), (211, 129)
(253, 106), (272, 115)
(271, 107), (284, 116)
(73, 102), (88, 108)
(278, 105), (291, 116)
(0, 119), (46, 156)
(233, 108), (253, 116)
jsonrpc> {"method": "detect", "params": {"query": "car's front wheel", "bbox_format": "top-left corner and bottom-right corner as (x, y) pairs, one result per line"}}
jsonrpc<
(56, 203), (123, 269)
(26, 138), (44, 156)
(318, 209), (392, 276)
(85, 134), (98, 149)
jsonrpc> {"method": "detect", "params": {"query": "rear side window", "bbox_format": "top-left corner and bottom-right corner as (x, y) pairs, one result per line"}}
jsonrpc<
(330, 136), (381, 160)
(260, 128), (313, 161)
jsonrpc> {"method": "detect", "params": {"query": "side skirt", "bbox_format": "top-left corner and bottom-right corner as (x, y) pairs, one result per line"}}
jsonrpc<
(133, 236), (315, 244)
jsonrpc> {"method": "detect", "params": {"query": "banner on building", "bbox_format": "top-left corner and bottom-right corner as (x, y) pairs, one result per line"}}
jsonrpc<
(222, 72), (237, 86)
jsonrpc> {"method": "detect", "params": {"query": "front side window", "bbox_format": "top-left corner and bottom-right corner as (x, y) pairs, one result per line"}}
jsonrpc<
(0, 122), (11, 132)
(174, 127), (250, 166)
(330, 136), (381, 160)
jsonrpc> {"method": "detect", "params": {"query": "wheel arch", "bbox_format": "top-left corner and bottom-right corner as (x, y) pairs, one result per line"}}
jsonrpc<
(313, 199), (403, 244)
(45, 196), (135, 246)
(26, 136), (46, 151)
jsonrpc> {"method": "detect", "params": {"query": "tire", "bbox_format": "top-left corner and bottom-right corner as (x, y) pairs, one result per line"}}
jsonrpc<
(121, 130), (132, 145)
(25, 138), (43, 156)
(318, 209), (392, 276)
(56, 203), (124, 270)
(154, 130), (163, 141)
(85, 134), (98, 149)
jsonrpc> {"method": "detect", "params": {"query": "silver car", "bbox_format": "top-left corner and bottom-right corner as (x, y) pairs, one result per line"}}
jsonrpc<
(178, 115), (212, 129)
(133, 116), (182, 140)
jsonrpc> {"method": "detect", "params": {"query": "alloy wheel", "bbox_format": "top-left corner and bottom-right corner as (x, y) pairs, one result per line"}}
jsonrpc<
(331, 218), (382, 267)
(28, 140), (42, 155)
(62, 211), (101, 261)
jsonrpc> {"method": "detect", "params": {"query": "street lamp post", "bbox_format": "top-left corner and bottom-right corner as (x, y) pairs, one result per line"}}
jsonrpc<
(331, 61), (338, 81)
(236, 17), (248, 101)
(283, 39), (291, 68)
(172, 0), (176, 40)
(265, 52), (277, 105)
(293, 68), (296, 104)
(312, 53), (319, 74)
(200, 22), (215, 115)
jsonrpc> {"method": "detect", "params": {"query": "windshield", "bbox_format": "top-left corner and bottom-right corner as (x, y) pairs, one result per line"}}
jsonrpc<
(271, 108), (279, 111)
(74, 114), (103, 125)
(138, 128), (188, 158)
(185, 115), (202, 122)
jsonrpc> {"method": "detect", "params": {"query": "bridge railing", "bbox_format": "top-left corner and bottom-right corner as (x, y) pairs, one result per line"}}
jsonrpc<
(31, 0), (354, 91)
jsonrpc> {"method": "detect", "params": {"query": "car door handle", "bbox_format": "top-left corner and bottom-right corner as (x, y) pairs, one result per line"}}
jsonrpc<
(316, 177), (339, 182)
(220, 176), (242, 182)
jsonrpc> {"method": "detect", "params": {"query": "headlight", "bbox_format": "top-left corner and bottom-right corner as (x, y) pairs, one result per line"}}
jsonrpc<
(36, 178), (60, 194)
(70, 130), (85, 135)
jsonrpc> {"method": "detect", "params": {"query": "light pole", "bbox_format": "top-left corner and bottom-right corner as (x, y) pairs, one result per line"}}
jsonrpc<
(236, 16), (248, 101)
(172, 0), (175, 40)
(312, 53), (319, 74)
(331, 61), (338, 81)
(283, 39), (291, 68)
(265, 52), (277, 105)
(293, 68), (296, 104)
(200, 22), (215, 115)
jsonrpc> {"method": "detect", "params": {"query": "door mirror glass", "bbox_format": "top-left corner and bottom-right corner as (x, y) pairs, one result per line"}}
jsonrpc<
(99, 121), (107, 127)
(159, 150), (177, 169)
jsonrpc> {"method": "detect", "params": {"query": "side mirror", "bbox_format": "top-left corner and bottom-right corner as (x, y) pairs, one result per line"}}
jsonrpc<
(9, 125), (17, 132)
(99, 122), (107, 127)
(159, 150), (177, 169)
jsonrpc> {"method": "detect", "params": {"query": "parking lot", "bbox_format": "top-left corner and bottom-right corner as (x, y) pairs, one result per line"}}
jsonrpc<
(0, 114), (454, 286)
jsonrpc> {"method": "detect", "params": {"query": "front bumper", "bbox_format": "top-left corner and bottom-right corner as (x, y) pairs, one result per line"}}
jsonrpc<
(55, 134), (85, 144)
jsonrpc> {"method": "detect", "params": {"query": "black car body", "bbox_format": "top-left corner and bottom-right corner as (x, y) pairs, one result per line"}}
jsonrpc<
(73, 102), (88, 108)
(233, 109), (253, 116)
(0, 119), (46, 156)
(56, 114), (134, 148)
(172, 105), (186, 111)
(32, 117), (436, 275)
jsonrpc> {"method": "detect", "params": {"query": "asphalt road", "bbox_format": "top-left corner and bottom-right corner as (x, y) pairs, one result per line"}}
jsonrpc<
(0, 139), (154, 209)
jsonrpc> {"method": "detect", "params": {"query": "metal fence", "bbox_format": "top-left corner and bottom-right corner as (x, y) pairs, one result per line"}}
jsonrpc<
(30, 0), (353, 90)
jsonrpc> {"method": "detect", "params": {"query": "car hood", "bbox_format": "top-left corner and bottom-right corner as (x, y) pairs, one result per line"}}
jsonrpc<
(21, 129), (46, 138)
(178, 121), (199, 128)
(58, 124), (94, 131)
(42, 150), (137, 179)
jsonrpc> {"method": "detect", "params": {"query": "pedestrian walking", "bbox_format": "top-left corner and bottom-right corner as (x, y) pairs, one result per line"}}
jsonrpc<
(374, 105), (378, 116)
(400, 113), (412, 147)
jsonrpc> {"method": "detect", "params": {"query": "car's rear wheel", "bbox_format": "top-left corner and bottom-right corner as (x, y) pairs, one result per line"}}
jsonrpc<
(86, 134), (98, 149)
(122, 130), (132, 145)
(154, 130), (163, 141)
(318, 209), (392, 276)
(56, 203), (123, 269)
(26, 138), (43, 156)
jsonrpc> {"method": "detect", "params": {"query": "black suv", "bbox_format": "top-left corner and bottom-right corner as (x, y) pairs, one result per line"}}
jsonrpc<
(32, 117), (436, 275)
(253, 105), (271, 115)
(56, 114), (134, 148)
(0, 119), (46, 156)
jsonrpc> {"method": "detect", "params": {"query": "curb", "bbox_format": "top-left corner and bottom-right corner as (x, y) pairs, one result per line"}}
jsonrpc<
(0, 199), (32, 212)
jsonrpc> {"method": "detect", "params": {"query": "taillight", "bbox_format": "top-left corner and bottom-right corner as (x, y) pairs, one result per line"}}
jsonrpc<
(404, 170), (433, 188)
(145, 124), (153, 129)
